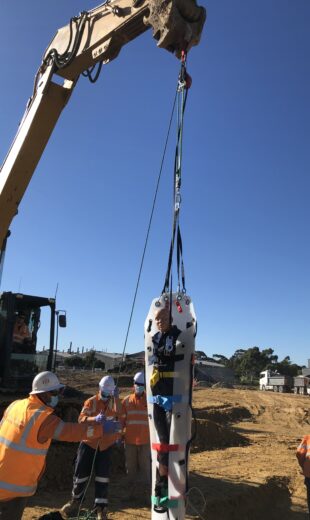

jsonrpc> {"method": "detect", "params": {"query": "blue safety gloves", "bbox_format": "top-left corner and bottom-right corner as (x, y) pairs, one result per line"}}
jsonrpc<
(102, 418), (121, 435)
(94, 412), (106, 424)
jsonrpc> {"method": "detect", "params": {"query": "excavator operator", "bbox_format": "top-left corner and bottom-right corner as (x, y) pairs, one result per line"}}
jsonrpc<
(12, 312), (33, 353)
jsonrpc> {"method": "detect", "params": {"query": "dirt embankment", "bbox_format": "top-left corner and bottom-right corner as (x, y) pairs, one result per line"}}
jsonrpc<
(18, 381), (310, 519)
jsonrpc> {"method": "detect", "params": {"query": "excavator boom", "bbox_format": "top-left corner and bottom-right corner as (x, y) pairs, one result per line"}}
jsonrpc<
(0, 0), (206, 252)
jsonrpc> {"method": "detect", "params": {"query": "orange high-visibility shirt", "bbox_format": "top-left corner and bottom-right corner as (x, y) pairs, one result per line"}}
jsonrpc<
(0, 395), (103, 501)
(121, 392), (149, 445)
(297, 435), (310, 477)
(79, 393), (121, 451)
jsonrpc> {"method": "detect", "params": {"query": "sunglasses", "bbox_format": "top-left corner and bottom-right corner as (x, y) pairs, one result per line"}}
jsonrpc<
(49, 387), (65, 396)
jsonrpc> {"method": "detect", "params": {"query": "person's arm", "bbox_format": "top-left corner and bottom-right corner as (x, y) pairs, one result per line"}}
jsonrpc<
(120, 398), (127, 430)
(296, 436), (307, 470)
(37, 414), (102, 443)
(79, 398), (98, 423)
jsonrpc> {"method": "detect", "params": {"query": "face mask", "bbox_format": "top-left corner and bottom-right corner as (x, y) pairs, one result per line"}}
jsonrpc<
(100, 392), (110, 402)
(134, 384), (145, 396)
(49, 395), (59, 408)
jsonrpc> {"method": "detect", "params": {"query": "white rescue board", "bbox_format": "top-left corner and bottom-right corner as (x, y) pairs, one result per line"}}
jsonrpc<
(144, 292), (196, 520)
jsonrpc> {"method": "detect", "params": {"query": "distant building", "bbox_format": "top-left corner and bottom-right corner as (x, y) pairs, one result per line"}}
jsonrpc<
(194, 350), (234, 384)
(301, 359), (310, 377)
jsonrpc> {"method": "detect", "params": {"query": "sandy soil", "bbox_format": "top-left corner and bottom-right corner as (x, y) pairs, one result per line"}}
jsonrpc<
(18, 376), (310, 519)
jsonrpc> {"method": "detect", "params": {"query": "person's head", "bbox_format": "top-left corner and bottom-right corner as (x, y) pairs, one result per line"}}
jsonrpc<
(99, 375), (115, 402)
(155, 307), (171, 333)
(30, 371), (65, 408)
(16, 312), (26, 323)
(133, 371), (145, 396)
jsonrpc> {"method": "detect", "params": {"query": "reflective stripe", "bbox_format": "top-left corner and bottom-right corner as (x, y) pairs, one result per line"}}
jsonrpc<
(95, 498), (108, 504)
(52, 421), (65, 440)
(0, 435), (48, 455)
(127, 410), (147, 416)
(86, 426), (95, 438)
(95, 477), (109, 483)
(0, 480), (37, 494)
(20, 406), (46, 444)
(74, 476), (90, 484)
(127, 420), (148, 426)
(73, 491), (85, 499)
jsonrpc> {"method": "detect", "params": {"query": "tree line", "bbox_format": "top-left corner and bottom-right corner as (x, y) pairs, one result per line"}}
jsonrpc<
(213, 347), (303, 384)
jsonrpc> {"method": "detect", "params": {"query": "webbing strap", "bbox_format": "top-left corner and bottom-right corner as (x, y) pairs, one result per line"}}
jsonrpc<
(162, 54), (189, 296)
(148, 394), (186, 411)
(152, 496), (179, 508)
(151, 442), (182, 452)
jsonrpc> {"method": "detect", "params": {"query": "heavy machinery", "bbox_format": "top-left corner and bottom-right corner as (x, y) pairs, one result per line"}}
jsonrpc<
(259, 370), (293, 393)
(0, 292), (66, 391)
(0, 0), (206, 390)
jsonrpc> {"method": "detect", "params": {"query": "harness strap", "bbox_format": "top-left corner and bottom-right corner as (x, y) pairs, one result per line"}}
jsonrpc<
(152, 496), (180, 508)
(151, 442), (183, 452)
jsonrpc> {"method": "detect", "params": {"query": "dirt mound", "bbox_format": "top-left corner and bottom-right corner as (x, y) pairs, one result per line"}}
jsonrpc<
(187, 474), (291, 520)
(39, 444), (126, 492)
(194, 404), (252, 424)
(191, 418), (248, 452)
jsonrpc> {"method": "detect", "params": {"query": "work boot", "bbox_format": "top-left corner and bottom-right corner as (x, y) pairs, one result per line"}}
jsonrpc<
(60, 499), (80, 518)
(96, 506), (108, 520)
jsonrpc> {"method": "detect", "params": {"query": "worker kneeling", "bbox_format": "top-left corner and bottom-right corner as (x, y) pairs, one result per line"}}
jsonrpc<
(61, 375), (121, 520)
(0, 371), (119, 520)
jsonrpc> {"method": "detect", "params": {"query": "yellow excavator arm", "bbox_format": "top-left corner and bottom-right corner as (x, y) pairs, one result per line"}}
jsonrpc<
(0, 0), (206, 252)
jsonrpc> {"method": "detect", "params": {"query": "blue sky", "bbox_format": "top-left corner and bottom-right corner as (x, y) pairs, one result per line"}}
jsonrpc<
(1, 1), (309, 365)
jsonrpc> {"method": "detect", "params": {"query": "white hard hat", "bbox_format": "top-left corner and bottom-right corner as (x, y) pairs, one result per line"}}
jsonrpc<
(99, 375), (115, 395)
(30, 371), (65, 394)
(134, 371), (145, 385)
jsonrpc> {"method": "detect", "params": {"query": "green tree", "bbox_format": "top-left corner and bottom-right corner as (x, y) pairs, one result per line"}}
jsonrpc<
(84, 350), (96, 369)
(64, 356), (84, 368)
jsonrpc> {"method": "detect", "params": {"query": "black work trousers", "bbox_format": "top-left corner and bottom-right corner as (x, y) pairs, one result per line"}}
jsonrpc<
(0, 497), (28, 520)
(72, 442), (111, 509)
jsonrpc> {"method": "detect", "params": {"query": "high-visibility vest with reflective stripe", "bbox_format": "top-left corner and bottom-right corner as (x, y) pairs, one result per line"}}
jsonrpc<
(122, 393), (149, 445)
(0, 395), (53, 500)
(79, 394), (121, 451)
(297, 435), (310, 477)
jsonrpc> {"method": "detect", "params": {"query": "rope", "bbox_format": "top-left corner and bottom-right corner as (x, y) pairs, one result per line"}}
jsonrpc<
(186, 486), (207, 519)
(116, 88), (178, 380)
(76, 443), (99, 520)
(162, 53), (190, 296)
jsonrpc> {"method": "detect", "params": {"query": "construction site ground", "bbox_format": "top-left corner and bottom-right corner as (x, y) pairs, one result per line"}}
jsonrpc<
(21, 373), (310, 519)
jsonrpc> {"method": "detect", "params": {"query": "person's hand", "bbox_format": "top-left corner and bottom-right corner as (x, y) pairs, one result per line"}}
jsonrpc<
(102, 419), (121, 435)
(94, 412), (106, 424)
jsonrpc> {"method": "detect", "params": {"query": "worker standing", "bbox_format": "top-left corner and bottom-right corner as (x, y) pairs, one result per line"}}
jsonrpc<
(121, 371), (150, 500)
(296, 435), (310, 518)
(0, 371), (115, 520)
(61, 375), (121, 520)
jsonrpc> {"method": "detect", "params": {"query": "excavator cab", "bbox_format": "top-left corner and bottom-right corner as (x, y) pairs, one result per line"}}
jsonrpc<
(0, 292), (56, 391)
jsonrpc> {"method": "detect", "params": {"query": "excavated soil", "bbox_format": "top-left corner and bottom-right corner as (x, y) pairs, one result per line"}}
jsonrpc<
(13, 377), (310, 519)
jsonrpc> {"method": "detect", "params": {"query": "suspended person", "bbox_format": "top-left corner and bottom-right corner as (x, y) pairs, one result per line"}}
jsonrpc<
(150, 306), (181, 512)
(61, 375), (121, 520)
(121, 371), (150, 501)
(0, 371), (116, 520)
(296, 435), (310, 519)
